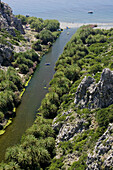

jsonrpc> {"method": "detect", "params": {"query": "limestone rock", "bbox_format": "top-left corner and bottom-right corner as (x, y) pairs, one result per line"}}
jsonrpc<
(54, 110), (88, 144)
(0, 2), (25, 34)
(87, 123), (113, 170)
(52, 110), (72, 133)
(74, 68), (113, 109)
(0, 43), (13, 65)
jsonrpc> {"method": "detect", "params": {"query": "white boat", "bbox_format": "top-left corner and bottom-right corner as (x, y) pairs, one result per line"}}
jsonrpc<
(45, 63), (50, 66)
(88, 11), (93, 14)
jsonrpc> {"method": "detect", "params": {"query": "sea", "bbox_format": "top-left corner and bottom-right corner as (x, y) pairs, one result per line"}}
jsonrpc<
(2, 0), (113, 24)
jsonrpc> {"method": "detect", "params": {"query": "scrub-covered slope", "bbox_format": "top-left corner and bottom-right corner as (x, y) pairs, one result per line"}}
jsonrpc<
(0, 13), (113, 169)
(49, 26), (113, 170)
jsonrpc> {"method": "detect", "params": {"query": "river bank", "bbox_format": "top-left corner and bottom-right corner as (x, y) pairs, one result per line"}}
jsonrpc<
(0, 12), (61, 135)
(0, 27), (78, 162)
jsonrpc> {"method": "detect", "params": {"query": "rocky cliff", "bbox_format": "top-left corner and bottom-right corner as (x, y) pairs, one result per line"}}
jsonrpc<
(51, 68), (113, 169)
(74, 68), (113, 109)
(0, 2), (24, 34)
(0, 2), (25, 65)
(0, 43), (13, 65)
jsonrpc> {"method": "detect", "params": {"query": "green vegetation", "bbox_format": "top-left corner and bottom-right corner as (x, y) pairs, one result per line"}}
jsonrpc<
(96, 104), (113, 130)
(13, 49), (40, 74)
(38, 26), (113, 168)
(16, 15), (60, 32)
(1, 25), (113, 169)
(0, 28), (26, 47)
(0, 15), (60, 132)
(69, 154), (87, 170)
(0, 117), (55, 169)
(0, 67), (23, 122)
(39, 30), (54, 44)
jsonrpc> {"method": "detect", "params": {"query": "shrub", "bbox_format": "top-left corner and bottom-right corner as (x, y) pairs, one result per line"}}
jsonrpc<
(19, 64), (29, 74)
(44, 19), (60, 32)
(0, 111), (4, 122)
(70, 154), (87, 170)
(96, 105), (113, 130)
(32, 40), (42, 51)
(16, 15), (27, 25)
(89, 63), (103, 74)
(39, 30), (54, 44)
(49, 157), (64, 170)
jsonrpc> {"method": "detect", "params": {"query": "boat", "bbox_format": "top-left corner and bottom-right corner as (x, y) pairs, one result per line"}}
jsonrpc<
(26, 14), (29, 17)
(88, 11), (93, 14)
(45, 63), (50, 66)
(65, 26), (71, 29)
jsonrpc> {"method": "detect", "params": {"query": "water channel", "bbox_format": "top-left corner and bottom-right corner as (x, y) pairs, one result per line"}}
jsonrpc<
(0, 28), (78, 162)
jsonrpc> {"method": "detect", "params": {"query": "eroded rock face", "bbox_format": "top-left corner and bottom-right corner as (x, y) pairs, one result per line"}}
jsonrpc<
(74, 68), (113, 109)
(53, 110), (89, 145)
(0, 2), (24, 34)
(0, 44), (13, 65)
(87, 123), (113, 170)
(0, 2), (25, 65)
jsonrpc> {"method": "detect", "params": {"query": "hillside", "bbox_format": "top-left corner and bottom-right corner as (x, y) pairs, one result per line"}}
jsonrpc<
(49, 26), (113, 170)
(0, 24), (113, 169)
(0, 2), (60, 134)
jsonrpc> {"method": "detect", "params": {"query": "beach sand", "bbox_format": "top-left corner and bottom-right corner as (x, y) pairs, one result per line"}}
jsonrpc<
(60, 22), (113, 30)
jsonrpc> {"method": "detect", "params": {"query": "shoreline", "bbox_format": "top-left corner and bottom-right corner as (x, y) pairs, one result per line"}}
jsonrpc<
(60, 21), (113, 30)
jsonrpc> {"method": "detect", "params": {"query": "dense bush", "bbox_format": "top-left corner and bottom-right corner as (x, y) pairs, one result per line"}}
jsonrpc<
(30, 20), (43, 32)
(96, 105), (113, 130)
(13, 50), (40, 74)
(39, 29), (54, 44)
(15, 14), (27, 25)
(3, 117), (55, 169)
(16, 15), (60, 34)
(32, 40), (42, 51)
(0, 67), (23, 119)
(44, 19), (60, 32)
(0, 111), (4, 122)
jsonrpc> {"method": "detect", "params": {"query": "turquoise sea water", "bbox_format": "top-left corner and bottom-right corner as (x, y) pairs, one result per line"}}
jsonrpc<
(2, 0), (113, 23)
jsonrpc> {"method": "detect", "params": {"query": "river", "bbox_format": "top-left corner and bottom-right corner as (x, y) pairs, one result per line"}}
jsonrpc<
(0, 28), (78, 162)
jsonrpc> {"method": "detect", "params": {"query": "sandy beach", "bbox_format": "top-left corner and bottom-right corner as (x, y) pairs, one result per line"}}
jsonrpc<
(60, 22), (113, 30)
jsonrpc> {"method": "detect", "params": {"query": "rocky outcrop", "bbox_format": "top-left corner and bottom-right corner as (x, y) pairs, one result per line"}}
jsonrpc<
(53, 110), (89, 144)
(0, 2), (25, 65)
(74, 68), (113, 109)
(87, 123), (113, 170)
(0, 43), (13, 65)
(0, 2), (24, 34)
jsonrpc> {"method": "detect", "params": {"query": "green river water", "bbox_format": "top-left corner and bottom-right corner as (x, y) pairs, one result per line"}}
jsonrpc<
(0, 28), (77, 162)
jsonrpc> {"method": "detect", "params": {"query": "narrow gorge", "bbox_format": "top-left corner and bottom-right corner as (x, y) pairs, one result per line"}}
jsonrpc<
(0, 1), (113, 170)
